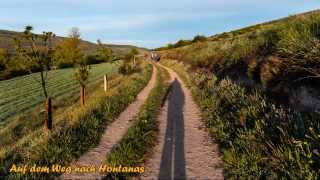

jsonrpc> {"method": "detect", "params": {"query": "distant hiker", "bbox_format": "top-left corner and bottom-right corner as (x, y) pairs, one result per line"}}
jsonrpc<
(150, 52), (160, 62)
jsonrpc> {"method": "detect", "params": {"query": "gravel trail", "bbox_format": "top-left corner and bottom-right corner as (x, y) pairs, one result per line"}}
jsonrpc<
(60, 65), (157, 179)
(142, 65), (224, 180)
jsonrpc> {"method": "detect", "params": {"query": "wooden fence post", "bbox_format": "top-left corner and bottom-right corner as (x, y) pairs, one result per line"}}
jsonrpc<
(80, 86), (85, 105)
(104, 74), (108, 92)
(133, 56), (136, 67)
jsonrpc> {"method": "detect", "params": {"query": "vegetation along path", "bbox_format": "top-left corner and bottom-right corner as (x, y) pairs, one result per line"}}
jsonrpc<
(142, 64), (224, 179)
(60, 64), (157, 179)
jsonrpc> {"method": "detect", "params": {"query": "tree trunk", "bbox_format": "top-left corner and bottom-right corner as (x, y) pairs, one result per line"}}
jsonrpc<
(45, 97), (52, 130)
(104, 74), (108, 92)
(80, 85), (85, 105)
(40, 71), (48, 98)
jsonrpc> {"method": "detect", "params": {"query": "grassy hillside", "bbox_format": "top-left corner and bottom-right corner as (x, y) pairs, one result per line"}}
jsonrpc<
(157, 10), (320, 50)
(159, 9), (320, 179)
(0, 29), (145, 57)
(0, 29), (147, 81)
(160, 9), (320, 112)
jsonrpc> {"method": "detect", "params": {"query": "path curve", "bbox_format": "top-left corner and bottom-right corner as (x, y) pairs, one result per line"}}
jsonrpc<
(60, 64), (157, 179)
(142, 64), (224, 180)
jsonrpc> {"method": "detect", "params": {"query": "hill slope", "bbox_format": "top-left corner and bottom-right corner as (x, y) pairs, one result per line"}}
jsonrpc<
(158, 9), (320, 179)
(0, 29), (147, 80)
(159, 9), (320, 112)
(0, 29), (146, 58)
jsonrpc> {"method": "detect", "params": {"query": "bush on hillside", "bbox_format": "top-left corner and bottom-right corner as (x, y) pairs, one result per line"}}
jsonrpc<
(192, 35), (207, 42)
(192, 74), (320, 179)
(119, 48), (140, 75)
(118, 63), (135, 75)
(277, 17), (320, 60)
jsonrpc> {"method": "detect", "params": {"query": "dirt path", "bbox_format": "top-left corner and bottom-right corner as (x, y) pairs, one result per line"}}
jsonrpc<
(60, 65), (157, 179)
(142, 65), (224, 180)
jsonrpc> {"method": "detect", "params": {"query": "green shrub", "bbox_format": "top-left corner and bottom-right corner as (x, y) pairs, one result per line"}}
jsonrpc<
(277, 18), (318, 59)
(119, 63), (135, 75)
(192, 35), (207, 42)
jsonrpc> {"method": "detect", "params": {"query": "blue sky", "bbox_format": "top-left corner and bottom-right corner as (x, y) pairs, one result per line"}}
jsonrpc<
(0, 0), (320, 48)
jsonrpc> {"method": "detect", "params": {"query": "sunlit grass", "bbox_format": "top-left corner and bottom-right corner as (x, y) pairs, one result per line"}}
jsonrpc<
(0, 61), (153, 179)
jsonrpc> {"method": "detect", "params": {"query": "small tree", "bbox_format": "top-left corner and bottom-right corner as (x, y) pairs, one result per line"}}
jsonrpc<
(97, 39), (113, 63)
(192, 35), (207, 42)
(68, 27), (89, 105)
(119, 48), (139, 75)
(54, 27), (89, 105)
(53, 39), (73, 68)
(13, 26), (55, 130)
(130, 48), (139, 67)
(75, 59), (89, 105)
(0, 48), (8, 71)
(54, 28), (83, 68)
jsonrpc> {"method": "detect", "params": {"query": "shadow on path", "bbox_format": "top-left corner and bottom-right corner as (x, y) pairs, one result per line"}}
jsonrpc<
(159, 78), (186, 180)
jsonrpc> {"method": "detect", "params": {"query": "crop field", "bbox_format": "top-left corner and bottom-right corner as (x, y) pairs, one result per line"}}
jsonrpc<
(0, 62), (119, 125)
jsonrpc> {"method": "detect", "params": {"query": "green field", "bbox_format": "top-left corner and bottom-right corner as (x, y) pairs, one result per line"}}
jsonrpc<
(0, 62), (119, 125)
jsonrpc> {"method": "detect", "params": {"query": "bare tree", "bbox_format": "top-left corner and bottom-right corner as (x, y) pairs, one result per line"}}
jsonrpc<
(69, 28), (89, 105)
(13, 25), (55, 130)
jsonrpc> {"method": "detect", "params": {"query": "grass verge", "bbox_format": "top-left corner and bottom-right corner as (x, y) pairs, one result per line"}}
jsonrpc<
(104, 64), (170, 179)
(0, 61), (152, 179)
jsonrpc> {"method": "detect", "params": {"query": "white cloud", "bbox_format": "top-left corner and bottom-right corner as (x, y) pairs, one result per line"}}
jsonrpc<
(14, 11), (235, 33)
(1, 0), (319, 48)
(108, 39), (167, 48)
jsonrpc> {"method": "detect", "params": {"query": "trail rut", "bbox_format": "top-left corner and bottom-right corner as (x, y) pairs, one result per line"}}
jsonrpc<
(142, 65), (224, 180)
(60, 65), (157, 179)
